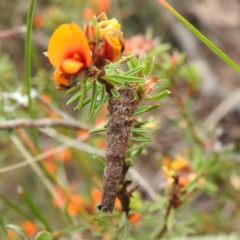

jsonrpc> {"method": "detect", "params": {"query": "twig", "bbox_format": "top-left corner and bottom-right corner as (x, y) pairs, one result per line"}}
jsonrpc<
(205, 87), (240, 129)
(1, 126), (156, 202)
(117, 164), (139, 215)
(10, 135), (63, 207)
(156, 202), (172, 239)
(128, 168), (156, 202)
(0, 118), (88, 130)
(0, 26), (26, 39)
(100, 85), (137, 213)
(36, 95), (89, 130)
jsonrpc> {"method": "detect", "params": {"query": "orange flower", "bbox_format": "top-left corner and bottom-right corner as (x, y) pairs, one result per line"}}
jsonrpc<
(129, 213), (142, 225)
(41, 94), (51, 103)
(83, 8), (96, 20)
(48, 23), (91, 89)
(97, 0), (110, 13)
(56, 148), (72, 163)
(87, 187), (102, 212)
(22, 221), (38, 237)
(33, 13), (44, 28)
(43, 161), (56, 174)
(67, 194), (83, 215)
(162, 155), (195, 187)
(52, 187), (66, 208)
(91, 187), (102, 203)
(52, 187), (84, 215)
(77, 129), (90, 139)
(7, 229), (17, 239)
(84, 0), (110, 20)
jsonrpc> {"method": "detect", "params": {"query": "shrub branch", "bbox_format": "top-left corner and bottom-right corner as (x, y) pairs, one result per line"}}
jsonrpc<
(100, 85), (137, 213)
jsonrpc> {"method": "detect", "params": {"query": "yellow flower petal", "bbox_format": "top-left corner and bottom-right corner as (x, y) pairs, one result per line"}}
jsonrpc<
(61, 58), (84, 75)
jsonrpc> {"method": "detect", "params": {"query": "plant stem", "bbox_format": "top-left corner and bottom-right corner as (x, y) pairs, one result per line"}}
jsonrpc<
(100, 85), (137, 213)
(24, 0), (39, 148)
(156, 202), (172, 239)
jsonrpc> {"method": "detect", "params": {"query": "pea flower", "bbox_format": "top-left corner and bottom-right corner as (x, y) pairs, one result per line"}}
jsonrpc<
(48, 23), (91, 89)
(85, 13), (124, 64)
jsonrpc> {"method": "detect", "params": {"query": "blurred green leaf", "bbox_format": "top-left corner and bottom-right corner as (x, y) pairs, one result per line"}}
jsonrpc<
(141, 60), (150, 76)
(110, 89), (120, 98)
(0, 214), (7, 238)
(67, 82), (92, 105)
(92, 15), (100, 46)
(0, 194), (33, 220)
(67, 91), (81, 105)
(89, 128), (107, 133)
(167, 208), (175, 232)
(119, 212), (127, 229)
(5, 224), (26, 240)
(96, 84), (107, 112)
(130, 205), (149, 215)
(123, 65), (145, 77)
(103, 74), (145, 84)
(117, 54), (135, 64)
(147, 56), (156, 77)
(134, 104), (160, 115)
(134, 105), (151, 115)
(88, 81), (97, 119)
(144, 90), (171, 100)
(130, 136), (152, 142)
(76, 80), (87, 110)
(92, 156), (105, 168)
(122, 223), (129, 240)
(127, 143), (148, 153)
(35, 231), (52, 240)
(131, 128), (148, 133)
(126, 146), (144, 161)
(147, 44), (171, 58)
(19, 188), (52, 231)
(101, 76), (122, 85)
(43, 52), (48, 57)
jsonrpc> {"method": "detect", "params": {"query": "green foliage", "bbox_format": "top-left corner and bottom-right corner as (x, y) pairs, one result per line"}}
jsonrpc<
(35, 231), (53, 240)
(5, 224), (27, 240)
(1, 0), (240, 239)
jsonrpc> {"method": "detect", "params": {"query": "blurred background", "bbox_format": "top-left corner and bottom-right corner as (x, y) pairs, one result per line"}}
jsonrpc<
(1, 0), (240, 239)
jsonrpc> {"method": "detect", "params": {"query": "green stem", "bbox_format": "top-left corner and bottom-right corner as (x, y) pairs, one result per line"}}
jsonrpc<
(24, 0), (39, 148)
(158, 0), (240, 74)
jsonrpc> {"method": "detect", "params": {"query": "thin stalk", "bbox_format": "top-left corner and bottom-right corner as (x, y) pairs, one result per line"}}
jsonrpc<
(158, 0), (240, 74)
(17, 129), (96, 227)
(155, 202), (172, 239)
(24, 0), (39, 148)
